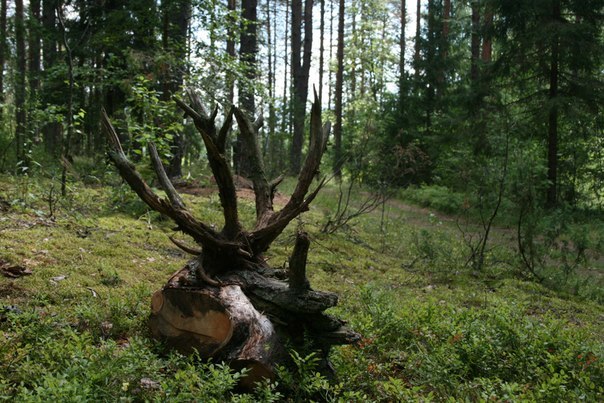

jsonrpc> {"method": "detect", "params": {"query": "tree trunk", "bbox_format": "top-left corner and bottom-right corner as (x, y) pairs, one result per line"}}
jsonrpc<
(15, 0), (27, 167)
(28, 0), (41, 145)
(279, 0), (290, 174)
(546, 0), (560, 208)
(319, 0), (325, 102)
(333, 0), (344, 179)
(226, 0), (236, 105)
(233, 0), (258, 177)
(414, 0), (421, 82)
(0, 0), (7, 116)
(57, 3), (73, 197)
(266, 0), (279, 174)
(161, 0), (191, 179)
(289, 0), (313, 175)
(399, 0), (406, 97)
(481, 5), (493, 63)
(29, 0), (41, 95)
(328, 0), (334, 110)
(42, 0), (61, 157)
(470, 1), (480, 83)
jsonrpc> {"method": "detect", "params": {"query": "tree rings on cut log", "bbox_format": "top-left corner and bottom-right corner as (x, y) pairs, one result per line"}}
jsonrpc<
(149, 284), (287, 388)
(150, 288), (233, 356)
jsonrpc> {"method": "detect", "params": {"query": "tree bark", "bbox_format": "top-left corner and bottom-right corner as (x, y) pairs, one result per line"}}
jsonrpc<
(319, 0), (325, 103)
(279, 0), (290, 173)
(0, 0), (6, 116)
(289, 0), (313, 175)
(328, 0), (334, 110)
(399, 0), (406, 97)
(29, 0), (41, 95)
(233, 0), (258, 177)
(333, 0), (345, 179)
(42, 0), (61, 156)
(161, 0), (191, 179)
(226, 0), (237, 105)
(414, 0), (421, 82)
(470, 1), (480, 83)
(546, 0), (560, 208)
(481, 5), (493, 63)
(15, 0), (27, 167)
(57, 3), (73, 197)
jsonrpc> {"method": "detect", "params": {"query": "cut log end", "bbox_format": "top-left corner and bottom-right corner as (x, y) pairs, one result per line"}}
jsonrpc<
(149, 284), (286, 388)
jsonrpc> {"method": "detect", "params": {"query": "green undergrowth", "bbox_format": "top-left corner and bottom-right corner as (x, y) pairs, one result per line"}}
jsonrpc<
(1, 174), (603, 401)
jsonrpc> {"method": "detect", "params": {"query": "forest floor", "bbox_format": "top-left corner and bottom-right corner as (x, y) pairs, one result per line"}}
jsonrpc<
(0, 173), (603, 401)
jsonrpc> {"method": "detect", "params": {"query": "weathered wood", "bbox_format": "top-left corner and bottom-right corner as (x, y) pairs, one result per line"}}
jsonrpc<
(289, 231), (311, 291)
(150, 284), (286, 388)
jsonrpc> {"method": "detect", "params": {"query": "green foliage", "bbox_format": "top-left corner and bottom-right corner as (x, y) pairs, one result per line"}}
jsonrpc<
(123, 75), (184, 160)
(1, 173), (604, 401)
(341, 285), (604, 400)
(401, 185), (464, 214)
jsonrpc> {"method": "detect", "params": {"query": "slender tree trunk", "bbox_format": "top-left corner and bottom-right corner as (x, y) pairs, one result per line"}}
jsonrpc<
(266, 0), (275, 162)
(470, 1), (480, 83)
(57, 3), (73, 196)
(239, 0), (257, 115)
(15, 0), (27, 166)
(481, 4), (493, 63)
(0, 0), (7, 116)
(328, 0), (334, 110)
(235, 0), (258, 177)
(546, 0), (560, 208)
(279, 0), (290, 173)
(42, 0), (60, 156)
(439, 0), (450, 88)
(289, 0), (313, 175)
(161, 0), (192, 178)
(319, 0), (325, 102)
(29, 0), (41, 144)
(226, 0), (236, 105)
(414, 0), (421, 82)
(29, 0), (41, 95)
(290, 0), (302, 174)
(425, 0), (434, 132)
(333, 0), (344, 179)
(399, 0), (406, 97)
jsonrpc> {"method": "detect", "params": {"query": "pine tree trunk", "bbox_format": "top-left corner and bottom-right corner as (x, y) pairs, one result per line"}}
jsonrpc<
(546, 0), (560, 208)
(333, 0), (344, 179)
(233, 0), (258, 177)
(481, 5), (493, 63)
(42, 0), (61, 156)
(328, 0), (334, 110)
(161, 0), (191, 179)
(279, 0), (290, 173)
(399, 0), (406, 97)
(28, 0), (41, 94)
(319, 0), (325, 102)
(470, 1), (480, 83)
(414, 0), (421, 82)
(0, 0), (7, 116)
(28, 0), (41, 145)
(289, 0), (313, 175)
(15, 0), (27, 166)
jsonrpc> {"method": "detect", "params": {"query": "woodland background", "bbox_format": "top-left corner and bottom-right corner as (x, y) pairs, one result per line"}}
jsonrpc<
(0, 0), (604, 400)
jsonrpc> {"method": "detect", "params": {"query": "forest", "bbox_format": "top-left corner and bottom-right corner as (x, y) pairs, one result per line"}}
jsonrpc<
(0, 0), (603, 400)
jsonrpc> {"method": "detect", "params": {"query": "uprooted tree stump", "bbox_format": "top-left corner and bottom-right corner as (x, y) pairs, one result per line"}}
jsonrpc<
(102, 90), (360, 388)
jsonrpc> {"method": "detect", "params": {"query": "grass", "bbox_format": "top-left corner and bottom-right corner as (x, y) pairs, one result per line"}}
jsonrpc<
(1, 172), (603, 401)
